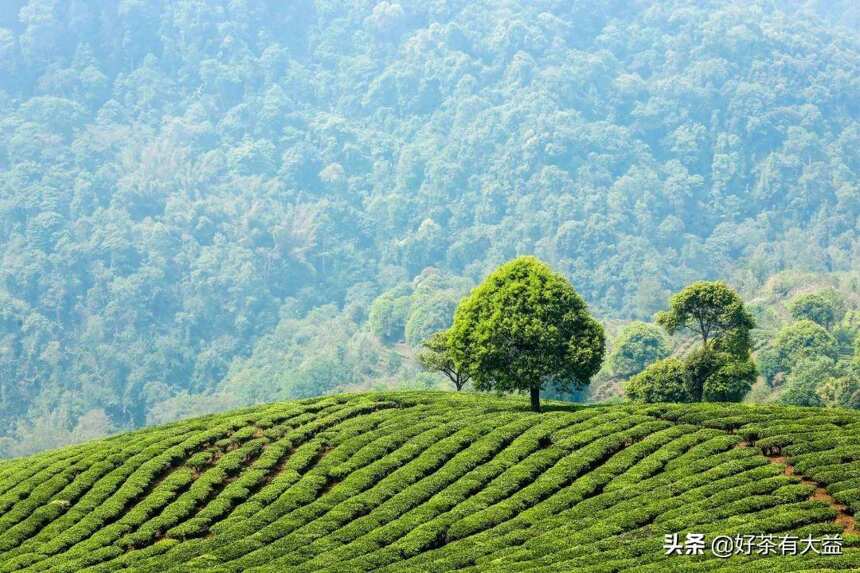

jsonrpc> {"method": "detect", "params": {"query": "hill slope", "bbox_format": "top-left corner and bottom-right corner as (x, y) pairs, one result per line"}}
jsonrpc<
(0, 392), (859, 572)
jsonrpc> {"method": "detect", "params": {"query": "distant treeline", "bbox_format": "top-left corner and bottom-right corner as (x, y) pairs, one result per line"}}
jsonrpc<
(0, 1), (859, 455)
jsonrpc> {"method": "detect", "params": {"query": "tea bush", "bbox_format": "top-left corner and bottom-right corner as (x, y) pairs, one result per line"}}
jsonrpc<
(0, 392), (857, 572)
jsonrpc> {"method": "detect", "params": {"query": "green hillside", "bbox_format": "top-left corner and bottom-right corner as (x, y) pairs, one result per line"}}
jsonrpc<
(0, 393), (858, 571)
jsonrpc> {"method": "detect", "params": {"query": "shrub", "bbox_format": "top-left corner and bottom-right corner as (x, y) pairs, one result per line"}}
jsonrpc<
(1, 393), (859, 572)
(625, 358), (693, 403)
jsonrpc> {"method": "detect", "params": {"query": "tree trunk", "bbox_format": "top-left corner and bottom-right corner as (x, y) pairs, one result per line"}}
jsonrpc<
(530, 386), (541, 413)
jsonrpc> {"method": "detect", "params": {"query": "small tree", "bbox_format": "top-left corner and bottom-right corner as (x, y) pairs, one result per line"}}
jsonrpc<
(628, 281), (756, 404)
(655, 281), (754, 354)
(449, 256), (604, 412)
(416, 331), (470, 391)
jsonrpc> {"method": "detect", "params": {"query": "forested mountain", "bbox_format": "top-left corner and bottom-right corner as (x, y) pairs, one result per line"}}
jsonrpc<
(0, 0), (859, 455)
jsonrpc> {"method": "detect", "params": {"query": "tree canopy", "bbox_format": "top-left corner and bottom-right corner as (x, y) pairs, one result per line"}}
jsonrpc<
(449, 257), (604, 411)
(416, 330), (469, 391)
(655, 281), (755, 352)
(788, 292), (842, 330)
(608, 322), (670, 378)
(759, 319), (840, 384)
(625, 358), (691, 403)
(628, 281), (756, 404)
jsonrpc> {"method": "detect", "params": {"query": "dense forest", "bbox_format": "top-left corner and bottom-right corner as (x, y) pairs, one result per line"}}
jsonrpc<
(1, 0), (859, 455)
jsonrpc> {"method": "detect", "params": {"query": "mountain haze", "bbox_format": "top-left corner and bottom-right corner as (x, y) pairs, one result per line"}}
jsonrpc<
(0, 0), (859, 453)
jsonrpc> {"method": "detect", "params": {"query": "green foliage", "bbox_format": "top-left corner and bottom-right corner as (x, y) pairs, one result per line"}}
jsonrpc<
(625, 358), (692, 403)
(760, 320), (839, 384)
(368, 288), (412, 342)
(608, 322), (670, 378)
(0, 392), (858, 571)
(416, 331), (470, 391)
(1, 0), (860, 453)
(630, 282), (756, 404)
(701, 355), (758, 403)
(626, 351), (756, 404)
(856, 337), (860, 365)
(404, 294), (458, 349)
(683, 348), (756, 403)
(835, 310), (860, 355)
(449, 257), (605, 411)
(655, 281), (755, 355)
(817, 371), (860, 409)
(788, 291), (842, 329)
(779, 357), (834, 407)
(366, 271), (467, 347)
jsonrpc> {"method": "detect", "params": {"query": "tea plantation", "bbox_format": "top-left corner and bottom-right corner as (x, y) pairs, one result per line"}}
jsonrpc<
(0, 392), (858, 572)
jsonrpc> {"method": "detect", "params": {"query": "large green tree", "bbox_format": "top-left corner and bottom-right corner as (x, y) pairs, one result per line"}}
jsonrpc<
(449, 257), (604, 412)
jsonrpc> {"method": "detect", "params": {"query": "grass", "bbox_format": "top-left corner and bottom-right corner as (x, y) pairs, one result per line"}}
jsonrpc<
(0, 391), (858, 572)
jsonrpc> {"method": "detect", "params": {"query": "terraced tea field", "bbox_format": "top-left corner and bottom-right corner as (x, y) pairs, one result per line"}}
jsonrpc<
(0, 392), (858, 572)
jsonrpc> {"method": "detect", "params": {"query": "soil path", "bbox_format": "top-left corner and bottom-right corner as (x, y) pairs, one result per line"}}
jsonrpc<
(738, 441), (856, 533)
